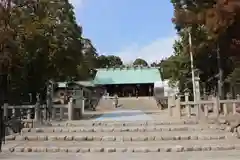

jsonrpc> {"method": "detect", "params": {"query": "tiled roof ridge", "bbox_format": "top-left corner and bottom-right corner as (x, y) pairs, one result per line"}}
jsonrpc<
(97, 66), (159, 70)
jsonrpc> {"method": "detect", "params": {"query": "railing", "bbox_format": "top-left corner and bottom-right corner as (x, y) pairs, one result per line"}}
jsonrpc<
(0, 97), (85, 152)
(168, 92), (240, 119)
(1, 97), (85, 128)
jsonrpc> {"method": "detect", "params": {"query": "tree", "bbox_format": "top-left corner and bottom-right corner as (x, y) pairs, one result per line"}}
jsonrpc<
(97, 55), (110, 68)
(150, 62), (159, 67)
(107, 55), (123, 67)
(172, 0), (240, 59)
(97, 55), (123, 68)
(0, 0), (86, 103)
(169, 0), (240, 94)
(133, 58), (148, 66)
(77, 38), (98, 80)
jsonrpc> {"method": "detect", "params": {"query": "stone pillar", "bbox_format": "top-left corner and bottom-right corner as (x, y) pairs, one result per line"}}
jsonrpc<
(59, 107), (64, 120)
(80, 88), (84, 115)
(74, 98), (82, 120)
(68, 98), (74, 120)
(237, 94), (240, 100)
(34, 105), (40, 122)
(204, 104), (208, 118)
(43, 106), (47, 120)
(78, 89), (85, 119)
(168, 95), (174, 117)
(233, 94), (240, 115)
(223, 93), (231, 116)
(194, 76), (203, 120)
(51, 107), (56, 120)
(3, 103), (8, 118)
(223, 103), (227, 116)
(194, 76), (201, 101)
(11, 108), (16, 118)
(34, 93), (41, 122)
(80, 88), (83, 97)
(226, 93), (231, 99)
(81, 98), (85, 115)
(184, 92), (191, 118)
(175, 96), (181, 119)
(213, 96), (220, 118)
(27, 108), (32, 120)
(226, 93), (231, 113)
(46, 81), (53, 121)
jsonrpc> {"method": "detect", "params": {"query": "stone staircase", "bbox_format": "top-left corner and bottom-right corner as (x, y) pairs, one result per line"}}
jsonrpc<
(97, 97), (159, 111)
(1, 119), (240, 159)
(118, 97), (159, 110)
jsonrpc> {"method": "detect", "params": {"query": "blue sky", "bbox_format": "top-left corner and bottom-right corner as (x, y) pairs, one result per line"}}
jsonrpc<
(69, 0), (177, 63)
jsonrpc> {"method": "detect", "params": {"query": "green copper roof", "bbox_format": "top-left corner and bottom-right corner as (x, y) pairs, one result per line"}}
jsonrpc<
(93, 67), (161, 85)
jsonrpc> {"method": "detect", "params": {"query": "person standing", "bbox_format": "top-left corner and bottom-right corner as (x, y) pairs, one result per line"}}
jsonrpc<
(149, 86), (152, 97)
(113, 94), (118, 108)
(136, 88), (138, 98)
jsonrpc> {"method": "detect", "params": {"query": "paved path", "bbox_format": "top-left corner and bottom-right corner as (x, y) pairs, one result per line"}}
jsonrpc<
(1, 151), (240, 160)
(94, 110), (153, 121)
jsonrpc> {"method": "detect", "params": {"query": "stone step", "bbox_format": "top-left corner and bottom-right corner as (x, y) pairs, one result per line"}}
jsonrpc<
(1, 151), (240, 160)
(21, 125), (224, 133)
(56, 120), (216, 127)
(2, 140), (240, 153)
(6, 131), (233, 142)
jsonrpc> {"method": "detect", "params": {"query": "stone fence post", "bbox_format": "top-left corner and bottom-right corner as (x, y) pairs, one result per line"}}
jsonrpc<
(237, 94), (240, 100)
(27, 108), (32, 120)
(175, 96), (181, 119)
(11, 107), (16, 118)
(233, 94), (240, 115)
(51, 106), (56, 120)
(68, 97), (74, 120)
(213, 96), (220, 118)
(35, 93), (41, 122)
(168, 95), (175, 117)
(59, 106), (64, 120)
(184, 92), (191, 117)
(81, 98), (85, 115)
(223, 93), (231, 116)
(3, 103), (8, 119)
(77, 97), (86, 120)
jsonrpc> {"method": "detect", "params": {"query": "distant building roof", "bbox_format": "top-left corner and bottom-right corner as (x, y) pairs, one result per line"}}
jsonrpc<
(76, 81), (95, 87)
(57, 80), (96, 88)
(93, 66), (162, 85)
(57, 82), (68, 88)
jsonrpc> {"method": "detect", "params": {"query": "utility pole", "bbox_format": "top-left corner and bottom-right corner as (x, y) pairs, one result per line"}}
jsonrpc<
(188, 28), (196, 102)
(217, 44), (223, 99)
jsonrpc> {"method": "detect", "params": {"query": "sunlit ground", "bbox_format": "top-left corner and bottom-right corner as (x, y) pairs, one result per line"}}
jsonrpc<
(95, 110), (153, 121)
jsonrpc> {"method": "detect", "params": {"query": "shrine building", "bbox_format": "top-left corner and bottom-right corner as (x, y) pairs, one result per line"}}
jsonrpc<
(93, 66), (162, 97)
